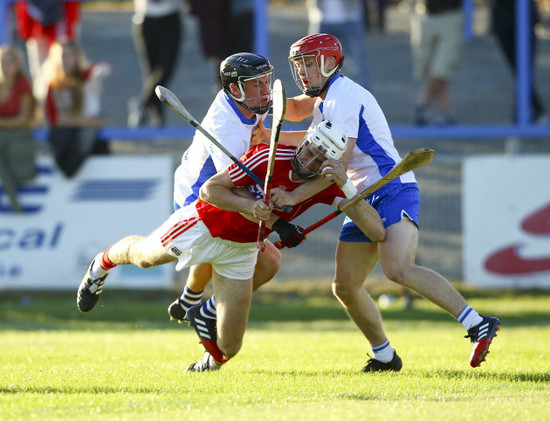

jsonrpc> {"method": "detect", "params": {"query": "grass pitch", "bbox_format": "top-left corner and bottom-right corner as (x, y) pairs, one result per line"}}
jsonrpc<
(1, 289), (549, 420)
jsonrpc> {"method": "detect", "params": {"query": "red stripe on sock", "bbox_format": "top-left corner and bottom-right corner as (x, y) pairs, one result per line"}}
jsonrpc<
(101, 247), (117, 270)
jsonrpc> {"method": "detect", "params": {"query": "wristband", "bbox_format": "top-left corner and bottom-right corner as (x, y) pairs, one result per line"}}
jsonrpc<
(341, 179), (358, 199)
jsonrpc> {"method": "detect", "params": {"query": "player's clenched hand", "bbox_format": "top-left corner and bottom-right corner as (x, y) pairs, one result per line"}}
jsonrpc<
(252, 199), (272, 221)
(250, 120), (269, 147)
(320, 159), (346, 185)
(270, 188), (298, 208)
(272, 218), (306, 248)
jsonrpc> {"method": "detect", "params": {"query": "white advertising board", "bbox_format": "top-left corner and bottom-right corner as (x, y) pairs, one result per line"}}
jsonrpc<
(463, 155), (550, 289)
(0, 156), (175, 290)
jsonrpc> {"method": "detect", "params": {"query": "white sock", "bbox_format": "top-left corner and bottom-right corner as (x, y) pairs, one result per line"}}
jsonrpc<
(90, 252), (110, 279)
(457, 305), (484, 330)
(200, 295), (217, 319)
(372, 339), (394, 363)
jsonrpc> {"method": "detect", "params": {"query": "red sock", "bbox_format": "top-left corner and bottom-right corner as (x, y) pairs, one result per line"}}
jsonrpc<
(100, 247), (117, 270)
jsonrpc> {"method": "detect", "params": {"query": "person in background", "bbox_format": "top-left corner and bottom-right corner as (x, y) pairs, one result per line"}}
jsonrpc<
(43, 40), (112, 177)
(364, 0), (387, 33)
(307, 0), (370, 89)
(15, 0), (80, 103)
(490, 0), (549, 124)
(128, 0), (185, 128)
(0, 45), (37, 213)
(189, 0), (255, 94)
(410, 0), (463, 126)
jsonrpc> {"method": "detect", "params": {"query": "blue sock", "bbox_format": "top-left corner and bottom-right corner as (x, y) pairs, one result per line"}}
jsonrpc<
(200, 295), (217, 319)
(178, 286), (203, 311)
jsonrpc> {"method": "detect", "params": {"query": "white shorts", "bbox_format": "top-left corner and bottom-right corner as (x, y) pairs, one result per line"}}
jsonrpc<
(158, 206), (258, 280)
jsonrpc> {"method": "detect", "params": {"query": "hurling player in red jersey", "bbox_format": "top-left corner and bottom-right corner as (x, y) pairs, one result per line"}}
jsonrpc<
(77, 121), (384, 371)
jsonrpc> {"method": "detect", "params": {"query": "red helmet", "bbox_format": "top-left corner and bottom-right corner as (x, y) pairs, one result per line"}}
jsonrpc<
(288, 33), (344, 96)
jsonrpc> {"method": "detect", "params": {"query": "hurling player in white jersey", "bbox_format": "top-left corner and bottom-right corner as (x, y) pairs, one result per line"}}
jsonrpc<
(76, 121), (385, 372)
(168, 52), (314, 322)
(284, 33), (501, 371)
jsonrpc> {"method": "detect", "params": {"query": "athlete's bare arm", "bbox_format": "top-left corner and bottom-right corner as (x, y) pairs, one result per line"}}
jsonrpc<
(200, 170), (272, 222)
(285, 94), (316, 121)
(251, 121), (306, 148)
(270, 177), (331, 208)
(341, 199), (385, 242)
(319, 158), (384, 242)
(278, 130), (307, 146)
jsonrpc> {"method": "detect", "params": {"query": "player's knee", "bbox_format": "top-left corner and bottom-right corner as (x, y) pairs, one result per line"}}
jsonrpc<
(134, 255), (154, 268)
(264, 245), (282, 275)
(382, 265), (408, 285)
(332, 278), (358, 303)
(253, 246), (281, 289)
(218, 337), (242, 359)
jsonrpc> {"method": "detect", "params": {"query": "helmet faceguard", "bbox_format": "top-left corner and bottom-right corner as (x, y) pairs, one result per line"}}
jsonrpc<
(292, 121), (348, 180)
(288, 34), (344, 97)
(220, 53), (274, 114)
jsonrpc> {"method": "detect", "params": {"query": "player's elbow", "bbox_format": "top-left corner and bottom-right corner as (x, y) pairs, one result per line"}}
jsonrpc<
(199, 183), (214, 203)
(370, 225), (386, 243)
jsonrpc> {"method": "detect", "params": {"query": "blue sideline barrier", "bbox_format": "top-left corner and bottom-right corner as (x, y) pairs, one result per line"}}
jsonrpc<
(33, 124), (550, 143)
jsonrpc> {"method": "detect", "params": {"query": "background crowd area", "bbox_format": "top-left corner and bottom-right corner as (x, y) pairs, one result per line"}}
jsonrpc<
(2, 0), (550, 283)
(3, 1), (550, 131)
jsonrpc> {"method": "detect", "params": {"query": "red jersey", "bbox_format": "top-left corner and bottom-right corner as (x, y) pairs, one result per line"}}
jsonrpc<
(15, 1), (80, 45)
(0, 74), (32, 117)
(196, 144), (343, 243)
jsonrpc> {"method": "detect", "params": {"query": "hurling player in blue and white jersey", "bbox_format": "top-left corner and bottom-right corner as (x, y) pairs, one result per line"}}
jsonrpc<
(173, 54), (270, 210)
(285, 33), (501, 371)
(167, 52), (313, 321)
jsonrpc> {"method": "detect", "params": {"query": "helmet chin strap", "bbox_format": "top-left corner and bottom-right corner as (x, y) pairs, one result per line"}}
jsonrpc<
(320, 55), (335, 78)
(304, 73), (337, 98)
(303, 55), (343, 97)
(228, 81), (271, 115)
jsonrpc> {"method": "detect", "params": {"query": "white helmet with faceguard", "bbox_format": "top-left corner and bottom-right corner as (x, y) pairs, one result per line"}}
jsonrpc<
(292, 121), (348, 180)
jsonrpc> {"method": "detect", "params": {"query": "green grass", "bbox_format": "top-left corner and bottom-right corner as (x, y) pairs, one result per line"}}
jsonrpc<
(1, 290), (549, 420)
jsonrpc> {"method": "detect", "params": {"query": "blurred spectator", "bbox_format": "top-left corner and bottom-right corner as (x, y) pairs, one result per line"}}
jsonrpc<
(128, 0), (185, 128)
(190, 0), (254, 93)
(410, 0), (462, 126)
(0, 45), (37, 213)
(44, 41), (112, 178)
(490, 0), (549, 124)
(364, 0), (387, 33)
(15, 0), (80, 103)
(307, 0), (370, 89)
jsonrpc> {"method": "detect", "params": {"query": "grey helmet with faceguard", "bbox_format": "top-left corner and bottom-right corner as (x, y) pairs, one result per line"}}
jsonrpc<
(220, 52), (274, 115)
(293, 121), (348, 180)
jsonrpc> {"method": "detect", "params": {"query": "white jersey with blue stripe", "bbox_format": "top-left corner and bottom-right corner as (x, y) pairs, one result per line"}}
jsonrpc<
(173, 90), (267, 208)
(310, 75), (416, 193)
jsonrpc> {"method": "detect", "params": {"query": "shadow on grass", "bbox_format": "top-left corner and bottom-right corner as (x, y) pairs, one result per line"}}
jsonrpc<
(0, 385), (174, 394)
(1, 290), (549, 330)
(419, 368), (550, 383)
(244, 367), (550, 384)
